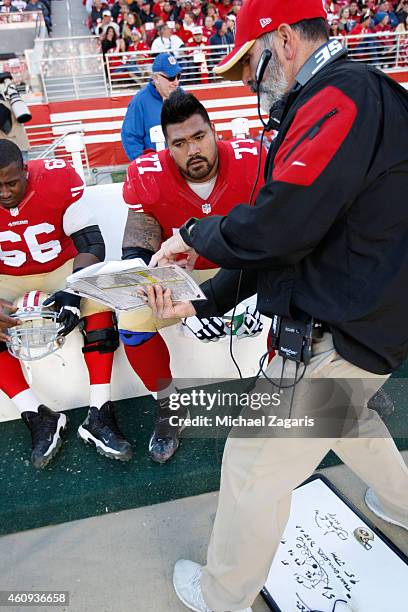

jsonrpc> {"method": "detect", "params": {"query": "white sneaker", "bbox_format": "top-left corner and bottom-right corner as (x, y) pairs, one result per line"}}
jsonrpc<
(173, 559), (252, 612)
(365, 488), (408, 531)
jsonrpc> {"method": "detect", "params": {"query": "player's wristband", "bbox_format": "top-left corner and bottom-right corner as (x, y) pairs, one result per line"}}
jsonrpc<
(122, 246), (154, 265)
(180, 217), (199, 247)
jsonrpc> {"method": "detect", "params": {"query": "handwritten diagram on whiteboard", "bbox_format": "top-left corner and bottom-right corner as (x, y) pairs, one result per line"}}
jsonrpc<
(263, 476), (408, 612)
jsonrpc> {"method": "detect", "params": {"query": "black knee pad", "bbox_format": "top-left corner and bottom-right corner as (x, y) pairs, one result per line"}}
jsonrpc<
(79, 316), (119, 354)
(0, 341), (7, 353)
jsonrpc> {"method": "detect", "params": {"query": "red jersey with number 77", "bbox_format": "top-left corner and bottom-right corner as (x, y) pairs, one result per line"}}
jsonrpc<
(123, 138), (267, 269)
(0, 159), (94, 276)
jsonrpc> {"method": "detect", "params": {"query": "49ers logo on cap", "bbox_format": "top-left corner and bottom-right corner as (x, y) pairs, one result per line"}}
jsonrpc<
(260, 17), (272, 28)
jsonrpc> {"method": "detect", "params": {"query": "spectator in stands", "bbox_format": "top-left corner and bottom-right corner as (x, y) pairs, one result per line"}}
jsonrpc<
(116, 4), (130, 29)
(377, 0), (400, 27)
(216, 0), (232, 20)
(191, 0), (204, 25)
(339, 5), (357, 32)
(100, 25), (121, 57)
(329, 16), (344, 37)
(209, 19), (233, 45)
(129, 0), (144, 17)
(396, 12), (408, 64)
(226, 13), (235, 40)
(205, 4), (218, 21)
(24, 0), (51, 34)
(374, 11), (396, 65)
(98, 9), (121, 36)
(139, 0), (155, 25)
(178, 0), (192, 20)
(349, 10), (378, 63)
(203, 14), (215, 38)
(349, 0), (362, 21)
(152, 0), (165, 18)
(121, 52), (182, 160)
(185, 25), (209, 84)
(127, 27), (150, 60)
(396, 0), (408, 23)
(350, 9), (375, 34)
(173, 17), (189, 43)
(163, 0), (178, 21)
(183, 10), (195, 33)
(151, 23), (184, 54)
(111, 0), (126, 20)
(91, 0), (104, 33)
(0, 0), (18, 12)
(121, 11), (143, 46)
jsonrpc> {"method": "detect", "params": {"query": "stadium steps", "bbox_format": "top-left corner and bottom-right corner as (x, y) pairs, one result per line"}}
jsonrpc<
(0, 370), (407, 537)
(43, 74), (108, 102)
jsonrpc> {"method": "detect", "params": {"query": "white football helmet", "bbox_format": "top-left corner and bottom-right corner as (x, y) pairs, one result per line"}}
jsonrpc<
(7, 291), (64, 361)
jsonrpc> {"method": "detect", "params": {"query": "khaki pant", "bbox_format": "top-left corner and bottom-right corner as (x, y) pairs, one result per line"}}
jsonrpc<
(1, 264), (216, 332)
(0, 260), (108, 317)
(201, 333), (408, 611)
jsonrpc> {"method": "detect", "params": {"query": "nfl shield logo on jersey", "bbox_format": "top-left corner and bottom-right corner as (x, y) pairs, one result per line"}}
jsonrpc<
(202, 203), (212, 215)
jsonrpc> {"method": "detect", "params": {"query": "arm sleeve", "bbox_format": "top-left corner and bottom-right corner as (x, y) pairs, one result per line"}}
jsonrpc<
(121, 98), (146, 161)
(184, 82), (379, 271)
(194, 269), (258, 318)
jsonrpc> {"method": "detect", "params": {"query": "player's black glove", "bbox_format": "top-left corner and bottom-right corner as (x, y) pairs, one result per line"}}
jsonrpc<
(43, 291), (81, 337)
(182, 316), (227, 342)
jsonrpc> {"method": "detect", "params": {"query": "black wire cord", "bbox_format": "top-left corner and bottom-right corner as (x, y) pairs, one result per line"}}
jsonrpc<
(228, 126), (268, 381)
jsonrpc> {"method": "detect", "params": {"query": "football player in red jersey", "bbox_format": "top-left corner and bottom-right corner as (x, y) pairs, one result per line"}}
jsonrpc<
(0, 140), (132, 468)
(121, 91), (266, 464)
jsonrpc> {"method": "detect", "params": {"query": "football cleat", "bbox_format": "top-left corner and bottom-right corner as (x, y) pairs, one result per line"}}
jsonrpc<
(77, 401), (133, 461)
(7, 291), (64, 361)
(149, 397), (188, 464)
(367, 387), (395, 419)
(21, 405), (67, 469)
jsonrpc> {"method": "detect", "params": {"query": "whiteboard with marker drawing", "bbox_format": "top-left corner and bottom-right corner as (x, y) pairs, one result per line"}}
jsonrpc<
(262, 475), (408, 612)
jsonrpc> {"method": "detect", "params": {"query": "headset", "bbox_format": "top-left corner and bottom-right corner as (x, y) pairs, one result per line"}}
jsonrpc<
(255, 49), (272, 90)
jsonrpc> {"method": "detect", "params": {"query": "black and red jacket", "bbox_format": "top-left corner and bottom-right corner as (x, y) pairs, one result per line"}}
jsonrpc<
(183, 53), (408, 375)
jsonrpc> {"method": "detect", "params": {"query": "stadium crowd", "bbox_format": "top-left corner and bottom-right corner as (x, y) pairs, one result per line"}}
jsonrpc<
(0, 0), (52, 34)
(83, 0), (408, 74)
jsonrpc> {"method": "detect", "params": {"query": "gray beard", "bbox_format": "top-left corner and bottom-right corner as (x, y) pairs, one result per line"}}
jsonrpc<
(258, 51), (288, 114)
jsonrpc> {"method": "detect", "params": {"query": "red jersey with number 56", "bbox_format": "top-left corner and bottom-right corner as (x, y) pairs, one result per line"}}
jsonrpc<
(123, 138), (266, 269)
(0, 159), (95, 276)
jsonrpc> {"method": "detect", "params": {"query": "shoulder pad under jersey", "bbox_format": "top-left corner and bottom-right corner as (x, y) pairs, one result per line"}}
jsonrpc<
(29, 159), (85, 209)
(123, 150), (168, 209)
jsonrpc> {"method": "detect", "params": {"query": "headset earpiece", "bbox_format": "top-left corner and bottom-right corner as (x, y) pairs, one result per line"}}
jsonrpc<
(255, 49), (272, 88)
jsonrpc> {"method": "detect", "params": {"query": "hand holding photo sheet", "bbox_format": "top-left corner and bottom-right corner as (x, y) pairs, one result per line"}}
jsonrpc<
(65, 260), (206, 311)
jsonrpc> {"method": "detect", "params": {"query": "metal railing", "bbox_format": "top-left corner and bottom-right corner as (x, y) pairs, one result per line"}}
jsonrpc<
(105, 44), (233, 95)
(342, 30), (408, 67)
(25, 124), (91, 181)
(22, 30), (408, 174)
(0, 10), (45, 39)
(39, 54), (109, 103)
(34, 31), (408, 102)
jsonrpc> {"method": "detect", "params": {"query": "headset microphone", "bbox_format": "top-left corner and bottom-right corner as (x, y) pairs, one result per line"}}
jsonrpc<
(255, 49), (272, 91)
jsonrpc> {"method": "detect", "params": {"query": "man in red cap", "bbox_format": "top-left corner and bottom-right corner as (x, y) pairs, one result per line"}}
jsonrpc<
(146, 1), (408, 611)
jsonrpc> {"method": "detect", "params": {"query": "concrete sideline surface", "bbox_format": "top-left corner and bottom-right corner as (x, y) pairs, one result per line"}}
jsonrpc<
(0, 454), (407, 612)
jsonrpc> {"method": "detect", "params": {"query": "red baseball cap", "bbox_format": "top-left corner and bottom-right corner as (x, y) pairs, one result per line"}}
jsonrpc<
(214, 0), (328, 81)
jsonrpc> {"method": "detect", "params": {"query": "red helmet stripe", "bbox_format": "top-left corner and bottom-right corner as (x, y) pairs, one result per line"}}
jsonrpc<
(33, 291), (41, 307)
